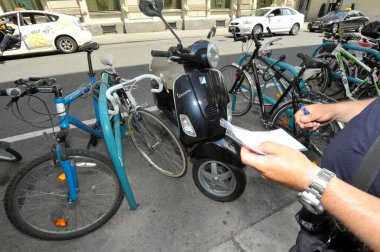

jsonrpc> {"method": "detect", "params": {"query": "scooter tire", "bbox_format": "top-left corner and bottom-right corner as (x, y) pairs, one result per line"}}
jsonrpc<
(192, 158), (246, 202)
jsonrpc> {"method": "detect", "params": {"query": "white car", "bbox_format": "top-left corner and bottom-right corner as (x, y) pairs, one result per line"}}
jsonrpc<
(229, 7), (304, 36)
(0, 10), (92, 56)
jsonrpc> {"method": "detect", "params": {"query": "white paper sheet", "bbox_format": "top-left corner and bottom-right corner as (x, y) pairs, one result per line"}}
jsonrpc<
(220, 119), (307, 155)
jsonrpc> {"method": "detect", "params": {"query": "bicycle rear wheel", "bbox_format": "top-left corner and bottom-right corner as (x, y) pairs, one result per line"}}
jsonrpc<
(0, 142), (22, 162)
(220, 64), (253, 116)
(270, 99), (341, 156)
(128, 109), (187, 177)
(4, 149), (123, 240)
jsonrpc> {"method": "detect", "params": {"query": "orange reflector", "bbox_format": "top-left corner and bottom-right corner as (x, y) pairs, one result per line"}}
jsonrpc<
(276, 92), (281, 98)
(57, 173), (66, 182)
(54, 218), (68, 227)
(281, 118), (289, 127)
(312, 161), (318, 165)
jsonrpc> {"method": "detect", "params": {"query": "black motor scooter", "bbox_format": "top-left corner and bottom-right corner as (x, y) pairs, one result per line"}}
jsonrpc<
(139, 0), (246, 202)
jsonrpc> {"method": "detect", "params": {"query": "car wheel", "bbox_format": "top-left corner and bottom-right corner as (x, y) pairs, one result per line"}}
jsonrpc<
(252, 24), (263, 35)
(356, 22), (365, 32)
(331, 23), (339, 33)
(56, 36), (78, 54)
(290, 23), (300, 35)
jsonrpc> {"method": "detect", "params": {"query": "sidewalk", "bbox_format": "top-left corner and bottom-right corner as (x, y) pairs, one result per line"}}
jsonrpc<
(92, 23), (310, 46)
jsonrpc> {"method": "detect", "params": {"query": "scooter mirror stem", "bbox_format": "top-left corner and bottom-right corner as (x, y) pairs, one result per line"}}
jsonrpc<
(158, 15), (182, 46)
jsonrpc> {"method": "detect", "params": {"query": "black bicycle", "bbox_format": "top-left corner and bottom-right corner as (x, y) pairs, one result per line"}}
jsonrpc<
(227, 29), (342, 156)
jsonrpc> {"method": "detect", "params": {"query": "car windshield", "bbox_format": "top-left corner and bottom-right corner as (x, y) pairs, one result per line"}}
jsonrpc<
(251, 8), (271, 16)
(323, 11), (347, 19)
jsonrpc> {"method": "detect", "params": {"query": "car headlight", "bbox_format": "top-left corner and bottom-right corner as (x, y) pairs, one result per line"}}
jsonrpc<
(207, 42), (220, 68)
(180, 114), (197, 137)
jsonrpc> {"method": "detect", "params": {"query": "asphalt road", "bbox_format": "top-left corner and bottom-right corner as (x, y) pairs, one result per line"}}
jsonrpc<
(0, 38), (320, 251)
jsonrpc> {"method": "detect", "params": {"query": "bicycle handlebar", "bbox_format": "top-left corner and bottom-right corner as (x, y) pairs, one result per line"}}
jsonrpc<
(106, 74), (164, 115)
(0, 78), (57, 98)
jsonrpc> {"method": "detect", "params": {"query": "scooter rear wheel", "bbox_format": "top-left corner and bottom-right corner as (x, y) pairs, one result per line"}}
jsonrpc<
(192, 158), (246, 202)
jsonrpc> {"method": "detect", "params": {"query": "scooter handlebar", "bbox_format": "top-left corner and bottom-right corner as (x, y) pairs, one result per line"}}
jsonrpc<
(151, 50), (171, 58)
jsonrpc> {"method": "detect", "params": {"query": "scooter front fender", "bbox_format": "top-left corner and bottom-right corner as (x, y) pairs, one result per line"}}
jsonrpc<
(190, 136), (244, 168)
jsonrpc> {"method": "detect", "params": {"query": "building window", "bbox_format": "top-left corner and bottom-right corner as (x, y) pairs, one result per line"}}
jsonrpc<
(85, 0), (121, 12)
(164, 0), (181, 9)
(257, 0), (273, 8)
(211, 0), (230, 9)
(1, 0), (43, 12)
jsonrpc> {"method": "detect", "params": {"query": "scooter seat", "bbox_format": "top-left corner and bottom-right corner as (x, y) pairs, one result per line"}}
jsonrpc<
(297, 53), (329, 69)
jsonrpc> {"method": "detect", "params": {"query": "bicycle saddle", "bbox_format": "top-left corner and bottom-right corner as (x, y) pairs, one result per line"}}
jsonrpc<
(79, 42), (100, 52)
(297, 53), (329, 69)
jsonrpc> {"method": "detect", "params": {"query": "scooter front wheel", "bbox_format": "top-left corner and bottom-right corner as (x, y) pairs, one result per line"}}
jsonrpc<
(192, 158), (246, 202)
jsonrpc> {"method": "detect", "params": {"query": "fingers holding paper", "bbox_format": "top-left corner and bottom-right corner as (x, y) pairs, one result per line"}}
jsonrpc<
(240, 142), (320, 191)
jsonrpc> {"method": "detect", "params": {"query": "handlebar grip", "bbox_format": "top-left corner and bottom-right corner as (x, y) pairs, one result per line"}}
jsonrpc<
(151, 50), (171, 57)
(0, 89), (7, 96)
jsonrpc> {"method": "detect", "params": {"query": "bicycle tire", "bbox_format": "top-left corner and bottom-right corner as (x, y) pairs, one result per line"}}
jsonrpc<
(304, 66), (331, 94)
(357, 83), (380, 100)
(320, 54), (354, 98)
(220, 64), (253, 116)
(128, 109), (187, 177)
(0, 146), (22, 162)
(270, 99), (341, 156)
(4, 149), (123, 240)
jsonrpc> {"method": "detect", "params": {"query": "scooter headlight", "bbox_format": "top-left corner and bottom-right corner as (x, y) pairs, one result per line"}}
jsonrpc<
(207, 42), (220, 68)
(180, 114), (197, 137)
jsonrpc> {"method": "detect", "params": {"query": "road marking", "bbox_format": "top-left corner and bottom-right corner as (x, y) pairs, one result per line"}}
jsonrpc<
(0, 106), (158, 143)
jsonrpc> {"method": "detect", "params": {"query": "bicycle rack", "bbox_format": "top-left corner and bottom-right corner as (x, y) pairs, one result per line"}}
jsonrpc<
(98, 73), (137, 210)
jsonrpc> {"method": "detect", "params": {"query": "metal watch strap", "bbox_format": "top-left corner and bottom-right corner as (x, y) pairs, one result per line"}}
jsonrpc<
(309, 168), (336, 198)
(298, 168), (336, 214)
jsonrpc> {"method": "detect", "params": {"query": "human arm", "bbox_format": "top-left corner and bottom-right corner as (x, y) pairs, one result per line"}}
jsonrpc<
(295, 98), (376, 130)
(240, 143), (380, 251)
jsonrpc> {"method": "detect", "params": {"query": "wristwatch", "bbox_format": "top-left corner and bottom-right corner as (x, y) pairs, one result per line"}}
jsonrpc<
(298, 168), (336, 215)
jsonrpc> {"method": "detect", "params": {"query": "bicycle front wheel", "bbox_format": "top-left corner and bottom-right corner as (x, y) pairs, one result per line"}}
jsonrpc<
(220, 64), (253, 116)
(270, 99), (341, 156)
(4, 149), (123, 240)
(128, 109), (187, 177)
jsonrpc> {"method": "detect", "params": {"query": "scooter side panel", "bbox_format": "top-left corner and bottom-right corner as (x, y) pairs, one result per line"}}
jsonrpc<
(190, 136), (244, 168)
(174, 70), (228, 146)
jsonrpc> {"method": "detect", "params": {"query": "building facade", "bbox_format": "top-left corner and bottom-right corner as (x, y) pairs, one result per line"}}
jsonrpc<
(0, 0), (378, 35)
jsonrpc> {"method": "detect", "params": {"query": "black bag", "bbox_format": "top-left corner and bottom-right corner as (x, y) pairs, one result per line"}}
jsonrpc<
(289, 135), (380, 252)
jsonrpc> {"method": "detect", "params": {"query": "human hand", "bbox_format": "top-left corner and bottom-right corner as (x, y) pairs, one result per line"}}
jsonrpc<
(295, 103), (335, 130)
(240, 142), (320, 191)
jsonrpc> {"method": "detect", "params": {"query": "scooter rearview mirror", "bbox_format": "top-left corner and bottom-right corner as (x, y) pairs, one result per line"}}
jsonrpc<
(138, 0), (163, 18)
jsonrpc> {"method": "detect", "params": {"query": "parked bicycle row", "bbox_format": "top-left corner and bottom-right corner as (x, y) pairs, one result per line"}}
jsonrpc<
(1, 0), (379, 242)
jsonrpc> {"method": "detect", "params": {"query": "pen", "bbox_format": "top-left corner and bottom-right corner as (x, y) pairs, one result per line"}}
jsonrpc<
(300, 104), (310, 115)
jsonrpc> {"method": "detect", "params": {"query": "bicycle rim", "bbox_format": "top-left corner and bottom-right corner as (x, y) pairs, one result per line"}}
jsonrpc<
(4, 149), (123, 240)
(128, 110), (187, 177)
(220, 64), (253, 116)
